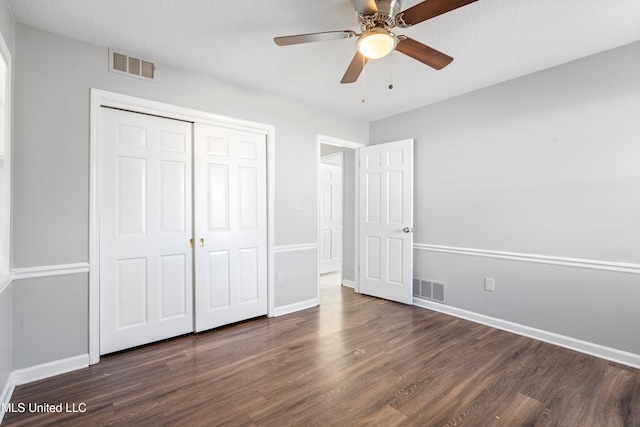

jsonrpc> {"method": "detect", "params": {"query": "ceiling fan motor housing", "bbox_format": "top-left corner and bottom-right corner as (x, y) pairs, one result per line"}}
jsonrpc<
(359, 0), (403, 30)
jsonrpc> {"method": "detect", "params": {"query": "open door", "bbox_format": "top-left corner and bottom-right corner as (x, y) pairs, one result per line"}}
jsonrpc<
(359, 139), (413, 304)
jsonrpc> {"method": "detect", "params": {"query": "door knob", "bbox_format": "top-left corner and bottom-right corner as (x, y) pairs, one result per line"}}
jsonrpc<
(199, 238), (205, 247)
(402, 227), (413, 233)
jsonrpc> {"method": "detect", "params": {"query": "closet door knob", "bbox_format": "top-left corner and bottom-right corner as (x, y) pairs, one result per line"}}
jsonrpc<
(199, 238), (205, 247)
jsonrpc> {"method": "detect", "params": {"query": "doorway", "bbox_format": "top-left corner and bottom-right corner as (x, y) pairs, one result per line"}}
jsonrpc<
(316, 135), (364, 302)
(316, 136), (415, 306)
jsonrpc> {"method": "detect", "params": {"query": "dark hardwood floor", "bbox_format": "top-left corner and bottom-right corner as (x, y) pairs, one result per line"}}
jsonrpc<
(4, 275), (640, 426)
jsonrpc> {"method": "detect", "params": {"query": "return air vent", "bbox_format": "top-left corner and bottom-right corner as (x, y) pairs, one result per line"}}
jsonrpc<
(109, 49), (155, 81)
(413, 278), (446, 304)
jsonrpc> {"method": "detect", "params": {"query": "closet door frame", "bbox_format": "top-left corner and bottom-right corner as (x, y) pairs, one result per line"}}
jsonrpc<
(89, 89), (276, 365)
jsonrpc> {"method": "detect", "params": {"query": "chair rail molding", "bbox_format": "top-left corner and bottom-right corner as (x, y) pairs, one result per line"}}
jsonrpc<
(11, 263), (91, 280)
(274, 243), (317, 253)
(414, 243), (640, 275)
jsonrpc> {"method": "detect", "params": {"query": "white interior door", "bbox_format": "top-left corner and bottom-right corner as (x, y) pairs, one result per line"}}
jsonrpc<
(193, 123), (268, 332)
(99, 107), (194, 354)
(359, 139), (413, 304)
(319, 154), (343, 274)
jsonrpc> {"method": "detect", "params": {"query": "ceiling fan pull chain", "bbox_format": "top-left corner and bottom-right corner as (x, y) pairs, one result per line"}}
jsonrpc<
(389, 50), (394, 90)
(361, 54), (366, 103)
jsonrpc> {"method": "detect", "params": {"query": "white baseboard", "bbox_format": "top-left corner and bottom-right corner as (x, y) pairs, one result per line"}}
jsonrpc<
(0, 372), (16, 424)
(273, 298), (318, 317)
(342, 279), (355, 289)
(413, 298), (640, 369)
(1, 354), (89, 424)
(12, 354), (89, 386)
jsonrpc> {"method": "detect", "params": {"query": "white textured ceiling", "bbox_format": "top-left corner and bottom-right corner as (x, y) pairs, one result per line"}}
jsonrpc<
(7, 0), (640, 121)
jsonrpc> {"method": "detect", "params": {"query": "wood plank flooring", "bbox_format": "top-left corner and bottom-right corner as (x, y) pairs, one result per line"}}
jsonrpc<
(4, 275), (640, 426)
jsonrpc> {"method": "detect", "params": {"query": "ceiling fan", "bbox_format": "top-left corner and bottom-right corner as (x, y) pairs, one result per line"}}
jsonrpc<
(274, 0), (477, 84)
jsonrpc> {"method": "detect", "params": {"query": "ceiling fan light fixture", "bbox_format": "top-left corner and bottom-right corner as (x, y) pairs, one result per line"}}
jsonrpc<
(357, 28), (397, 59)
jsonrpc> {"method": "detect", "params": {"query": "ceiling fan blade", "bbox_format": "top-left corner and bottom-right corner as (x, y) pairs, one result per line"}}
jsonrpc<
(341, 52), (368, 84)
(396, 37), (453, 70)
(274, 30), (356, 46)
(350, 0), (378, 15)
(400, 0), (477, 26)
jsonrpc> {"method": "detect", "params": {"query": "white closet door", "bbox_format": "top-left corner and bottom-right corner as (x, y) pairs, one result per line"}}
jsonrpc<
(193, 123), (268, 332)
(99, 108), (194, 354)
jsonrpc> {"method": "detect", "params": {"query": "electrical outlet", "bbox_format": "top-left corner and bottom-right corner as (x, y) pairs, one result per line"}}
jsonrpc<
(484, 277), (495, 292)
(277, 272), (284, 283)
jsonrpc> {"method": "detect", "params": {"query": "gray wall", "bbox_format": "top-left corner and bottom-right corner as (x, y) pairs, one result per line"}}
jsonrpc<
(0, 0), (13, 401)
(320, 144), (356, 283)
(11, 24), (368, 369)
(370, 42), (640, 355)
(274, 249), (317, 307)
(12, 275), (88, 370)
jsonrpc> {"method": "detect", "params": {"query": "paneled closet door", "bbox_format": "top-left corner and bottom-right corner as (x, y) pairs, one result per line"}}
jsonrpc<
(193, 123), (268, 332)
(99, 108), (194, 355)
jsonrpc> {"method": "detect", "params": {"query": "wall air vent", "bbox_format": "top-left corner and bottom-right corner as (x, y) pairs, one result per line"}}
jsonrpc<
(413, 278), (446, 304)
(113, 52), (127, 73)
(109, 49), (155, 81)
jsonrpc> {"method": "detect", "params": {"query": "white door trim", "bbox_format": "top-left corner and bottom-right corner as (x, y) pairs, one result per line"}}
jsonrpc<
(316, 134), (365, 301)
(89, 89), (276, 365)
